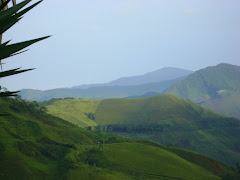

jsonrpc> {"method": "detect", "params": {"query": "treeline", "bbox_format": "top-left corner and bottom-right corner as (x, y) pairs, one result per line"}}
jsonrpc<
(2, 96), (47, 114)
(40, 97), (80, 106)
(94, 124), (172, 133)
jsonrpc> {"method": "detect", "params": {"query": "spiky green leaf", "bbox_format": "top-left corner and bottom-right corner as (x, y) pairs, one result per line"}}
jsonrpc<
(0, 91), (19, 97)
(0, 36), (50, 60)
(0, 68), (34, 78)
(0, 0), (31, 21)
(0, 0), (11, 11)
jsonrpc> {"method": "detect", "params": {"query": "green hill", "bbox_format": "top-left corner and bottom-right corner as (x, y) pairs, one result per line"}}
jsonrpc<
(45, 98), (101, 127)
(45, 95), (240, 166)
(164, 63), (240, 119)
(2, 97), (238, 179)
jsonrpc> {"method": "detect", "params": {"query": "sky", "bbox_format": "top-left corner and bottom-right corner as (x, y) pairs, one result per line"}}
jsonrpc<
(1, 0), (240, 90)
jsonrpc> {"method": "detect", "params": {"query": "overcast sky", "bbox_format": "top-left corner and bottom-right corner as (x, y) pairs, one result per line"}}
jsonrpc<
(2, 0), (240, 90)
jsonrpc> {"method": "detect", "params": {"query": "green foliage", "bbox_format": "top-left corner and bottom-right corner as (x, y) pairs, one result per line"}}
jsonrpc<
(164, 63), (240, 119)
(79, 148), (111, 167)
(85, 112), (96, 120)
(45, 94), (240, 166)
(0, 96), (235, 179)
(45, 99), (101, 127)
(0, 0), (49, 98)
(236, 162), (240, 173)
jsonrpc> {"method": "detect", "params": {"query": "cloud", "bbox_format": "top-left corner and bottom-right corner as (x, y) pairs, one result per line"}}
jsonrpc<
(89, 25), (103, 32)
(184, 9), (196, 15)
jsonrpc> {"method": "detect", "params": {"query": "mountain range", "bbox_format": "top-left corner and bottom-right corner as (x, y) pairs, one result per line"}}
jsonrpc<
(19, 63), (240, 121)
(19, 67), (192, 101)
(73, 67), (193, 88)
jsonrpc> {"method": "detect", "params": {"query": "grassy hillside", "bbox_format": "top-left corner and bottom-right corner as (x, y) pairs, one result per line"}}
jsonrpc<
(164, 63), (240, 119)
(201, 92), (240, 119)
(2, 97), (237, 179)
(45, 95), (240, 166)
(19, 77), (185, 101)
(46, 99), (101, 127)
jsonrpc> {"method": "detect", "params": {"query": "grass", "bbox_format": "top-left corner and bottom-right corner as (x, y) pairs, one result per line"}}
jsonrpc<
(202, 92), (240, 119)
(45, 94), (240, 166)
(1, 97), (238, 179)
(164, 63), (240, 120)
(46, 99), (101, 127)
(101, 143), (220, 180)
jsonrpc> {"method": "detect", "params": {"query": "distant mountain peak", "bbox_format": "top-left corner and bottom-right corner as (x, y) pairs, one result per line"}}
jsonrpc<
(107, 67), (193, 86)
(72, 67), (193, 89)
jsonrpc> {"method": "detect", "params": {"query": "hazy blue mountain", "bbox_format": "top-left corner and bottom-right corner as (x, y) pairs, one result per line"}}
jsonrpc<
(164, 63), (240, 119)
(19, 77), (186, 102)
(19, 67), (193, 101)
(125, 92), (160, 99)
(73, 67), (193, 89)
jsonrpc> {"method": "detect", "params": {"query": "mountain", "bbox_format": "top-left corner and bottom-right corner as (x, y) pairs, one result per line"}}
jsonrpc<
(125, 92), (160, 99)
(164, 63), (240, 119)
(73, 67), (193, 88)
(44, 95), (240, 166)
(19, 77), (186, 101)
(103, 67), (193, 86)
(1, 97), (237, 179)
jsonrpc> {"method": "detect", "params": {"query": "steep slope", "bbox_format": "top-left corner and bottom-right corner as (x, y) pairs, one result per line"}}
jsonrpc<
(45, 95), (240, 166)
(164, 63), (240, 119)
(19, 77), (185, 101)
(2, 97), (236, 179)
(46, 99), (101, 127)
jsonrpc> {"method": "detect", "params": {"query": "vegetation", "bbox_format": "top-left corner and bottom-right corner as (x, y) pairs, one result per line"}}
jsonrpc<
(45, 99), (101, 127)
(44, 94), (240, 166)
(1, 1), (239, 179)
(0, 0), (49, 98)
(1, 97), (238, 179)
(164, 63), (240, 119)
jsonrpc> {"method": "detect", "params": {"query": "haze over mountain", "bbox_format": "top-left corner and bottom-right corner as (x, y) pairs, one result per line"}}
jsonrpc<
(44, 95), (240, 166)
(19, 67), (192, 101)
(164, 63), (240, 119)
(73, 67), (193, 89)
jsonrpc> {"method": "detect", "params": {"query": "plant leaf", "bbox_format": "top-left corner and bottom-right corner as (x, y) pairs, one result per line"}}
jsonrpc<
(0, 17), (22, 35)
(0, 0), (31, 21)
(0, 68), (34, 78)
(0, 91), (19, 97)
(0, 0), (11, 11)
(0, 36), (50, 60)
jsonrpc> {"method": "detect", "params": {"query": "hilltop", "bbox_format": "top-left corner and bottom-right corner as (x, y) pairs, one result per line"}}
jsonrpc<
(164, 63), (240, 119)
(44, 95), (240, 166)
